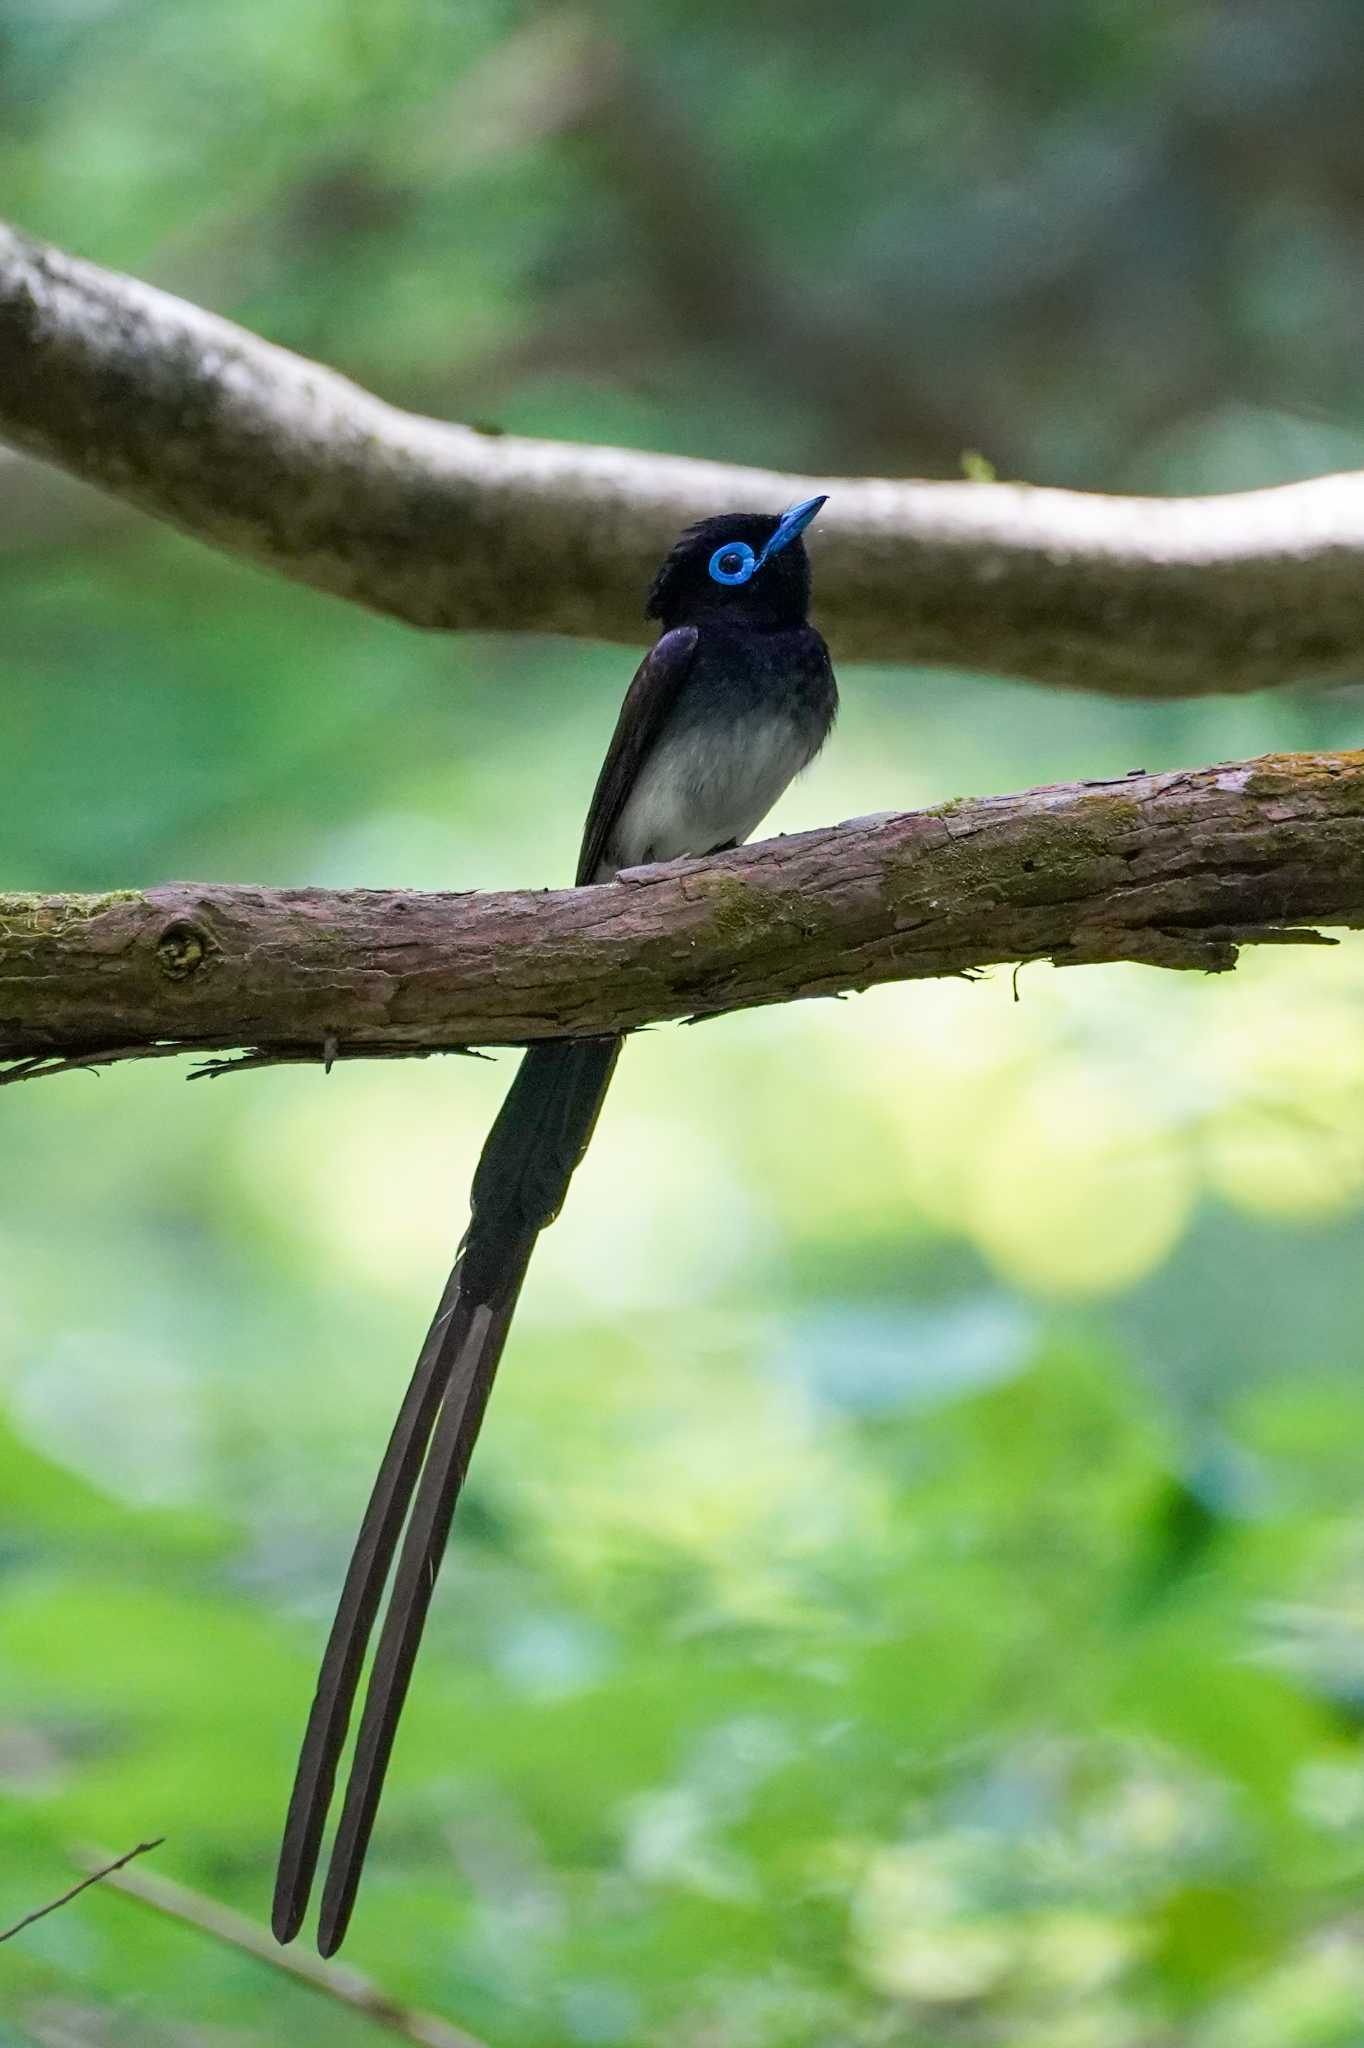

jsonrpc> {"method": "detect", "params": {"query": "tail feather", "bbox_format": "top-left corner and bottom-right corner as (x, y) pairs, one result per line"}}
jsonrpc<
(317, 1282), (526, 1956)
(275, 1035), (620, 1950)
(270, 1264), (467, 1944)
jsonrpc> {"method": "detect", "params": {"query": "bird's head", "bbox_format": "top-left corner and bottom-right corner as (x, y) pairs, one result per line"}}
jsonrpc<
(647, 495), (828, 629)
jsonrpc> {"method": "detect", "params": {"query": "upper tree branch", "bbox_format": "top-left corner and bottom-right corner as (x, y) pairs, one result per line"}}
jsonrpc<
(5, 222), (1364, 697)
(2, 751), (1361, 1073)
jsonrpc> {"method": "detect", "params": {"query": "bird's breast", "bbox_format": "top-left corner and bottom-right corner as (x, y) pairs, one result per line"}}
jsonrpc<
(595, 624), (836, 879)
(607, 701), (824, 873)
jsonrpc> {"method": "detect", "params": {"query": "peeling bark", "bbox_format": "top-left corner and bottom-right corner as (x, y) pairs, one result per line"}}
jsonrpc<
(2, 751), (1361, 1078)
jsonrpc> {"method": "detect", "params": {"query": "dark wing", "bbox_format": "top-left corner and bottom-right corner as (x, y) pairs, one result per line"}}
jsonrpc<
(575, 625), (699, 884)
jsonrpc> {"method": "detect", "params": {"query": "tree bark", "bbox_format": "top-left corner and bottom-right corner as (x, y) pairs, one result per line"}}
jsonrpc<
(6, 221), (1364, 697)
(3, 751), (1361, 1077)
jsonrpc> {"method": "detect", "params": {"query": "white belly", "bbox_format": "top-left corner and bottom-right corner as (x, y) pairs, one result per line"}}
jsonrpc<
(604, 711), (816, 877)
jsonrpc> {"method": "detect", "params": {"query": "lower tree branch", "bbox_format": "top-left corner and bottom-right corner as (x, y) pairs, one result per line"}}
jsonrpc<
(78, 1847), (490, 2048)
(2, 752), (1361, 1075)
(7, 220), (1364, 695)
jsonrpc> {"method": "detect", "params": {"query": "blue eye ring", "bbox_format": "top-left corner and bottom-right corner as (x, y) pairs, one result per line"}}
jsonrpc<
(708, 541), (757, 586)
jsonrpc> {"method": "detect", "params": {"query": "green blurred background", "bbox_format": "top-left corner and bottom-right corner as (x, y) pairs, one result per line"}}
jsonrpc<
(3, 4), (1364, 2043)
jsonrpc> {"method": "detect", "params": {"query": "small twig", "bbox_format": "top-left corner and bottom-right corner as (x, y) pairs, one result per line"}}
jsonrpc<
(0, 1054), (51, 1083)
(0, 1837), (164, 1944)
(0, 1043), (201, 1086)
(189, 1043), (489, 1081)
(0, 1041), (490, 1087)
(76, 1847), (492, 2048)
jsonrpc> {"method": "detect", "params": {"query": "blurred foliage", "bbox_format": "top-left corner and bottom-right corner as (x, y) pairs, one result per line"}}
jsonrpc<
(3, 2), (1364, 2044)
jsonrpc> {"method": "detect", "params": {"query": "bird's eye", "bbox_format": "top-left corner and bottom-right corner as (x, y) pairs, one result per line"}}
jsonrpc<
(708, 542), (757, 586)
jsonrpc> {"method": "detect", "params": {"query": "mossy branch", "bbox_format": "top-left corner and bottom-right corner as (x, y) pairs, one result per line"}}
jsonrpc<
(7, 221), (1364, 695)
(2, 750), (1362, 1079)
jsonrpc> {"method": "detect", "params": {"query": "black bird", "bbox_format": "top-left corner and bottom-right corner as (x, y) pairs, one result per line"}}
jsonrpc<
(273, 496), (836, 1955)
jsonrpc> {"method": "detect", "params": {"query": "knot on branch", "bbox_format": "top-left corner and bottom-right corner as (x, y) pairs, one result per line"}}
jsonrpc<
(155, 920), (211, 981)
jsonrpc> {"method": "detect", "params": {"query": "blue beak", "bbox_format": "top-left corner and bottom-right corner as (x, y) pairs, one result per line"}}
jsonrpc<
(760, 493), (828, 564)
